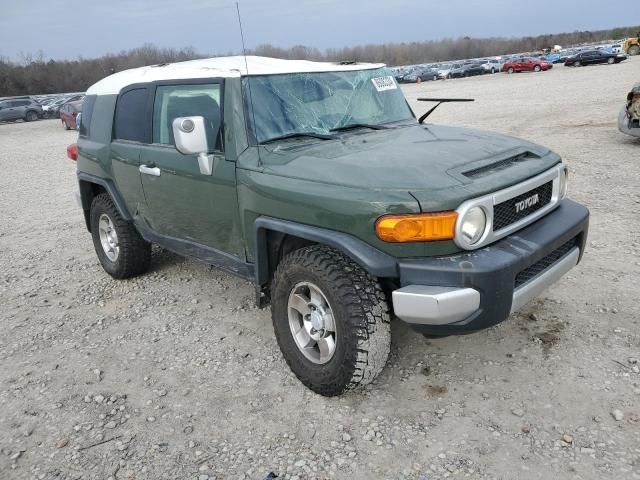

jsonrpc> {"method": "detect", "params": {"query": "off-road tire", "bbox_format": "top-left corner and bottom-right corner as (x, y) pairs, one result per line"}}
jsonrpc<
(90, 193), (151, 279)
(271, 245), (391, 396)
(25, 110), (38, 122)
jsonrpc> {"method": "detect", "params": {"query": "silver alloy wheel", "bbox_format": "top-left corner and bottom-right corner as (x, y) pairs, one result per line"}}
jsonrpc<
(287, 281), (337, 365)
(98, 214), (119, 262)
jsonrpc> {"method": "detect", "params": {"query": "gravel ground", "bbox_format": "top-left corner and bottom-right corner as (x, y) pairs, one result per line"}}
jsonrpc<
(1, 58), (639, 480)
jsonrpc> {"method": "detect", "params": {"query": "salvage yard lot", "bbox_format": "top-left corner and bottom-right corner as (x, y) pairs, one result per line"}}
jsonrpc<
(1, 59), (639, 480)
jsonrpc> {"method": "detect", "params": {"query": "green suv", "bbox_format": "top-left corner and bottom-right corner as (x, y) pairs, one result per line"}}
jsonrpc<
(72, 56), (589, 396)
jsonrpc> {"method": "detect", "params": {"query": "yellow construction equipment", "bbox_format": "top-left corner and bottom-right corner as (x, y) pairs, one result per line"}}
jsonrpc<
(623, 37), (640, 55)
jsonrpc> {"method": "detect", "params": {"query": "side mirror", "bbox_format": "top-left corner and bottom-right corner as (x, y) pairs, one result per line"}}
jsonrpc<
(172, 116), (208, 155)
(172, 116), (213, 175)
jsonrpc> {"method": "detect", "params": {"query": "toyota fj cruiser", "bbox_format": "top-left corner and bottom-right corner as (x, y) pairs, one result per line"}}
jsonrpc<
(71, 56), (589, 396)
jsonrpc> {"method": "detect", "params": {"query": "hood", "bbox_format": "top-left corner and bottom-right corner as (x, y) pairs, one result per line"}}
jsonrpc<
(255, 124), (560, 209)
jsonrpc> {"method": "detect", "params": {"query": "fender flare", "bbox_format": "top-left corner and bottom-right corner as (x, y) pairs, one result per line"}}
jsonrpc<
(77, 172), (132, 229)
(254, 216), (398, 288)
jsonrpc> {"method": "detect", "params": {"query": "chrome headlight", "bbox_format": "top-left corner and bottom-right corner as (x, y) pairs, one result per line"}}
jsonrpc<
(559, 166), (569, 199)
(457, 206), (487, 248)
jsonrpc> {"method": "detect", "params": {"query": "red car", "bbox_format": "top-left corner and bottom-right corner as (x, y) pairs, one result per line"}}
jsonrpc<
(59, 100), (83, 130)
(502, 58), (552, 74)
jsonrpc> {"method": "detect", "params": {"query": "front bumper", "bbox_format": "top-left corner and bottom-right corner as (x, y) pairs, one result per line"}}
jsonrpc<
(391, 199), (589, 335)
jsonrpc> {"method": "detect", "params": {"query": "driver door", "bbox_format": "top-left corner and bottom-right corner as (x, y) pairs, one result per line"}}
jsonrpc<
(138, 81), (244, 258)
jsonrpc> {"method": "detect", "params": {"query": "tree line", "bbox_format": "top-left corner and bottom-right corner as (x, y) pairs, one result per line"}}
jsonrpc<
(1, 25), (638, 97)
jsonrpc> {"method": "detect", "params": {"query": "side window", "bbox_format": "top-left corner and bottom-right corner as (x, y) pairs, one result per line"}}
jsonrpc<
(114, 88), (148, 142)
(79, 95), (96, 137)
(152, 83), (222, 152)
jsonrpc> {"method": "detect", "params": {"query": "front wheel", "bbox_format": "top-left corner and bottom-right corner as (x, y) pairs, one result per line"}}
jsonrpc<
(25, 110), (38, 122)
(534, 65), (541, 72)
(271, 246), (391, 396)
(90, 193), (151, 279)
(508, 67), (515, 74)
(607, 57), (615, 64)
(574, 61), (581, 67)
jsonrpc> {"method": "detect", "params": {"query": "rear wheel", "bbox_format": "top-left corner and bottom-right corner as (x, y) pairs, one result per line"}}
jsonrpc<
(574, 61), (581, 67)
(508, 67), (515, 74)
(90, 193), (151, 279)
(25, 110), (38, 122)
(628, 45), (640, 56)
(271, 246), (391, 396)
(534, 65), (541, 72)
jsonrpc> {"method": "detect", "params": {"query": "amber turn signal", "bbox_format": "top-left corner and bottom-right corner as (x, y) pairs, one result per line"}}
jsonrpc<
(375, 212), (458, 243)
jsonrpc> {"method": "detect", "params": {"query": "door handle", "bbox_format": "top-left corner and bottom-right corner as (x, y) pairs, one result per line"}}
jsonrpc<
(139, 165), (161, 177)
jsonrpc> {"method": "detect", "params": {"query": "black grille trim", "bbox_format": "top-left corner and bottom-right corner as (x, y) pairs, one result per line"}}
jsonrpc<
(493, 181), (553, 231)
(462, 153), (538, 179)
(514, 237), (578, 288)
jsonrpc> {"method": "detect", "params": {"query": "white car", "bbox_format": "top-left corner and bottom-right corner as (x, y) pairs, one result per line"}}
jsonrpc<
(480, 59), (504, 74)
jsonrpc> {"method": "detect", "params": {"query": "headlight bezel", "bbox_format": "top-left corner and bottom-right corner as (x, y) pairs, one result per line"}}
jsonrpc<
(455, 206), (489, 249)
(559, 165), (569, 199)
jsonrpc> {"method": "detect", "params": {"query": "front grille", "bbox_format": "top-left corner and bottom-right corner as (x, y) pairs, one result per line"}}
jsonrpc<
(462, 153), (537, 179)
(514, 237), (578, 288)
(493, 181), (553, 231)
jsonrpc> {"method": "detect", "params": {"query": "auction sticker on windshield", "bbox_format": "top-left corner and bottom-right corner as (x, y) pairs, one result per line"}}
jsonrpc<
(371, 76), (397, 92)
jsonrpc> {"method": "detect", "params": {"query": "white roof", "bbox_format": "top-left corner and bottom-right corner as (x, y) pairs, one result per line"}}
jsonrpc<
(86, 56), (385, 95)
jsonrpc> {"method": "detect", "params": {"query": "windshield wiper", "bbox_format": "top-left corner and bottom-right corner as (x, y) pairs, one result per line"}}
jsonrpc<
(260, 132), (337, 144)
(417, 98), (475, 124)
(330, 123), (389, 132)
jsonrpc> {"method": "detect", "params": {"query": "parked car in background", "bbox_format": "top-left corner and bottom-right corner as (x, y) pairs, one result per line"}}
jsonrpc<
(543, 53), (562, 63)
(400, 67), (439, 83)
(565, 50), (627, 67)
(480, 59), (503, 74)
(60, 100), (83, 130)
(618, 82), (640, 138)
(45, 94), (85, 118)
(449, 63), (484, 78)
(0, 98), (43, 122)
(503, 58), (552, 73)
(437, 63), (457, 79)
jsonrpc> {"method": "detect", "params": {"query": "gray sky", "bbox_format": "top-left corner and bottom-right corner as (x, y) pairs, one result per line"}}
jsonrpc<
(0, 0), (637, 61)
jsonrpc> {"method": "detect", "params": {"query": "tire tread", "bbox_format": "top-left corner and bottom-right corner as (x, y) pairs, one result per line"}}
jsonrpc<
(271, 245), (391, 396)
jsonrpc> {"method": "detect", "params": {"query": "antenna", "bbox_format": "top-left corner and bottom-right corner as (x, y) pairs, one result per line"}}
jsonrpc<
(235, 1), (262, 166)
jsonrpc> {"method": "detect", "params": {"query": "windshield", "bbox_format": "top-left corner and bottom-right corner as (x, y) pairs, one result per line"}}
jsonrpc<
(244, 67), (414, 143)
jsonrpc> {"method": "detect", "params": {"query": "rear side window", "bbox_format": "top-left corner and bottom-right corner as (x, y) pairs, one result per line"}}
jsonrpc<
(114, 88), (148, 142)
(80, 95), (96, 137)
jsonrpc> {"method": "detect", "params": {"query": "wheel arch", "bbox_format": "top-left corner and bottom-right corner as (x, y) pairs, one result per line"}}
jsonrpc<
(78, 172), (132, 231)
(253, 217), (398, 307)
